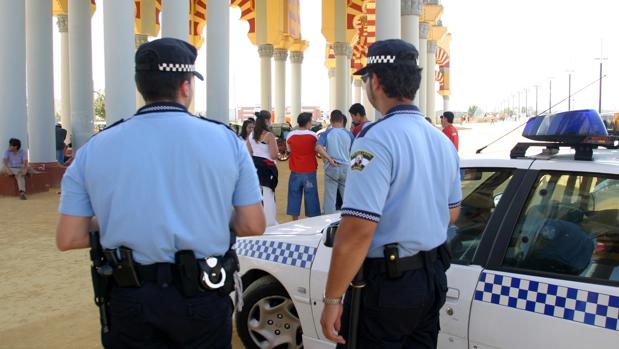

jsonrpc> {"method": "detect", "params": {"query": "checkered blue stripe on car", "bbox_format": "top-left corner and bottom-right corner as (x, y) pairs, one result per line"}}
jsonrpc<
(235, 240), (316, 269)
(474, 272), (619, 331)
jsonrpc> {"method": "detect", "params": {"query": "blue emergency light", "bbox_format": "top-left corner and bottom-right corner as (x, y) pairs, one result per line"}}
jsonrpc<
(523, 109), (608, 143)
(511, 109), (618, 161)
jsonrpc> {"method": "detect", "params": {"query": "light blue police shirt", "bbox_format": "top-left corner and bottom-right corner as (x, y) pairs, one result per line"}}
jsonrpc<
(341, 104), (462, 258)
(59, 103), (262, 264)
(316, 127), (354, 169)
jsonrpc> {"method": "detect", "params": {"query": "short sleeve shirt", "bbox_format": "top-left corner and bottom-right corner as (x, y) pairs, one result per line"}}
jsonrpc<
(3, 149), (27, 168)
(286, 129), (318, 173)
(342, 105), (462, 258)
(316, 127), (354, 168)
(442, 124), (459, 151)
(59, 103), (262, 264)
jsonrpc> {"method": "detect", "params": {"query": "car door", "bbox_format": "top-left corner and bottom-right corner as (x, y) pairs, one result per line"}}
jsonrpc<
(468, 164), (619, 349)
(439, 159), (532, 348)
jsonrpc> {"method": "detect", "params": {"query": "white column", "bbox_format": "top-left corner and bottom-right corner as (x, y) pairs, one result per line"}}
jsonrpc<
(161, 0), (189, 40)
(333, 42), (349, 113)
(290, 51), (303, 126)
(258, 44), (273, 112)
(57, 15), (71, 140)
(426, 40), (437, 122)
(401, 0), (422, 48)
(26, 0), (55, 163)
(354, 79), (362, 104)
(273, 48), (288, 123)
(0, 1), (27, 147)
(135, 34), (149, 109)
(346, 46), (353, 111)
(418, 23), (429, 113)
(207, 1), (229, 122)
(402, 0), (423, 107)
(328, 68), (336, 113)
(376, 0), (401, 40)
(104, 0), (135, 124)
(443, 95), (450, 113)
(69, 0), (94, 150)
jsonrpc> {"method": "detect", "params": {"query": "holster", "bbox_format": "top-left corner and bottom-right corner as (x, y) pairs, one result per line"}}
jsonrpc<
(437, 243), (452, 271)
(174, 249), (240, 297)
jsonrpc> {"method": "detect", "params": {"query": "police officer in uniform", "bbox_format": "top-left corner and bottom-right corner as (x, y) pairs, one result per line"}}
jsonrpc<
(56, 38), (265, 348)
(320, 39), (462, 348)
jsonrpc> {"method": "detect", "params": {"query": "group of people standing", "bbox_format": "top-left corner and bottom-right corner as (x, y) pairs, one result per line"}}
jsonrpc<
(241, 102), (373, 226)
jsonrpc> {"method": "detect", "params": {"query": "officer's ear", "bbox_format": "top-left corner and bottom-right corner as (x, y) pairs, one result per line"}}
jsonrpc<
(179, 79), (192, 98)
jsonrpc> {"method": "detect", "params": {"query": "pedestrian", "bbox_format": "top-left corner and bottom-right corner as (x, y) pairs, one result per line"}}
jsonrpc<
(2, 138), (29, 200)
(286, 112), (320, 220)
(55, 122), (67, 164)
(320, 39), (462, 348)
(315, 110), (353, 214)
(247, 110), (279, 226)
(55, 38), (265, 349)
(440, 111), (459, 151)
(239, 118), (255, 141)
(348, 103), (370, 137)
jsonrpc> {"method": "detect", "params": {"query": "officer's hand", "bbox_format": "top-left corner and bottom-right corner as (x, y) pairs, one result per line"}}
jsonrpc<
(320, 303), (345, 345)
(328, 158), (338, 167)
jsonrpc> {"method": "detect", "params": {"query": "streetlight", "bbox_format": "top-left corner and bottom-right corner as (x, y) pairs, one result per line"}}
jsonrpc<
(595, 41), (607, 113)
(566, 69), (574, 111)
(548, 77), (554, 113)
(534, 84), (539, 115)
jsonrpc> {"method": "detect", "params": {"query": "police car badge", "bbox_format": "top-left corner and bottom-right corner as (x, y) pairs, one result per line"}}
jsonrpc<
(350, 151), (374, 171)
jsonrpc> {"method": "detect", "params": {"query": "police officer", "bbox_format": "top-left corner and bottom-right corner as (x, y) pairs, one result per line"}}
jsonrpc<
(320, 39), (462, 348)
(56, 38), (265, 348)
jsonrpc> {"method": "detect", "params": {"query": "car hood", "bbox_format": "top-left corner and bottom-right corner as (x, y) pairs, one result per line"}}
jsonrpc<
(237, 214), (340, 248)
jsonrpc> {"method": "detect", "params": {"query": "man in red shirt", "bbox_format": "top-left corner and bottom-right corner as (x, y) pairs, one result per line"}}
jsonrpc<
(441, 111), (459, 151)
(349, 103), (370, 137)
(286, 112), (320, 220)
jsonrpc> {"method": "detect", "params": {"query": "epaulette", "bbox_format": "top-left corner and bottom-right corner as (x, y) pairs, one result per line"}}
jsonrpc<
(193, 115), (237, 134)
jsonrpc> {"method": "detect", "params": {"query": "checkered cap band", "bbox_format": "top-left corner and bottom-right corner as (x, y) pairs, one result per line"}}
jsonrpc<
(158, 63), (196, 73)
(235, 239), (317, 269)
(475, 272), (619, 331)
(366, 55), (397, 64)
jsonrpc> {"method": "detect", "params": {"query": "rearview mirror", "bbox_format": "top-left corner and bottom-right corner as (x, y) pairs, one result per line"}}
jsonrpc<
(323, 221), (340, 248)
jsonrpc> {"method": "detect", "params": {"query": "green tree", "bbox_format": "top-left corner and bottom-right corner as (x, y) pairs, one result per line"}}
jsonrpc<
(94, 90), (106, 120)
(467, 105), (480, 117)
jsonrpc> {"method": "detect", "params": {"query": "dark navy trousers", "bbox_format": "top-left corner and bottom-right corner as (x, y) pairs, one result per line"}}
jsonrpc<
(104, 282), (232, 349)
(337, 258), (448, 349)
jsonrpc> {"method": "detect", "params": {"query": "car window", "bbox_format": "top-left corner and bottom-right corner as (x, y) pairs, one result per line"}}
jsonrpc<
(503, 172), (619, 282)
(448, 168), (514, 263)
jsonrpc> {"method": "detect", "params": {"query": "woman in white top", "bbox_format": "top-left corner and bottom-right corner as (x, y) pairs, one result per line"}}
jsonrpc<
(246, 110), (279, 226)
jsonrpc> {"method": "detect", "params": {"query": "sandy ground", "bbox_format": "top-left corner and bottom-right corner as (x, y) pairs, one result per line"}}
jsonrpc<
(0, 120), (525, 348)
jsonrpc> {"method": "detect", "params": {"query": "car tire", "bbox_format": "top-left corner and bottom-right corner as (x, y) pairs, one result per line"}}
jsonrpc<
(236, 275), (303, 349)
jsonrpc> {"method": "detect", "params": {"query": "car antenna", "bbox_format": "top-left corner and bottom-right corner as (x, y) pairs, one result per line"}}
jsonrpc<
(476, 75), (607, 154)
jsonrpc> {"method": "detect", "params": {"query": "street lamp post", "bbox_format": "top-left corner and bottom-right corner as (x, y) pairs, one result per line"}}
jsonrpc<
(534, 85), (539, 115)
(566, 70), (574, 111)
(548, 78), (553, 113)
(595, 42), (607, 114)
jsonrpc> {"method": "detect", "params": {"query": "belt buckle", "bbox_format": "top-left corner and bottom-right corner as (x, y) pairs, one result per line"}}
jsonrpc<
(200, 257), (226, 289)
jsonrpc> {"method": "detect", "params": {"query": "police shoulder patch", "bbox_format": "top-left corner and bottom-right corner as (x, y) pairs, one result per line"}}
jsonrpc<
(350, 150), (374, 171)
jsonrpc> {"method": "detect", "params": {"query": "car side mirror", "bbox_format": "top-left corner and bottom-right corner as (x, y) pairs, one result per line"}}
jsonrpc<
(323, 221), (340, 247)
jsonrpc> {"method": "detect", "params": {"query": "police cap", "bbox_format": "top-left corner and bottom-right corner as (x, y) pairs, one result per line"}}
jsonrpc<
(354, 39), (419, 76)
(135, 37), (204, 81)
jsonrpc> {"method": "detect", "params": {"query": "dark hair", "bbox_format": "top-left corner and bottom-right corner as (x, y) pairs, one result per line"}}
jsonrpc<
(368, 55), (422, 100)
(9, 138), (21, 150)
(253, 110), (271, 142)
(442, 111), (455, 124)
(135, 71), (193, 101)
(297, 112), (313, 128)
(330, 110), (345, 124)
(240, 118), (255, 140)
(348, 103), (366, 116)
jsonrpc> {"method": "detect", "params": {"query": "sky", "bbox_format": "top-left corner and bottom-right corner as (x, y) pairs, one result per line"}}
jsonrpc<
(52, 0), (619, 117)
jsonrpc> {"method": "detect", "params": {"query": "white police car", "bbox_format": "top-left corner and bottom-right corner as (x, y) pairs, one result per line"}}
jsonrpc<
(235, 110), (619, 349)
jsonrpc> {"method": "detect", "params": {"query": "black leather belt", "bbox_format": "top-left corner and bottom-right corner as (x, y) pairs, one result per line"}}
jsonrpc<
(365, 248), (438, 274)
(135, 263), (176, 283)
